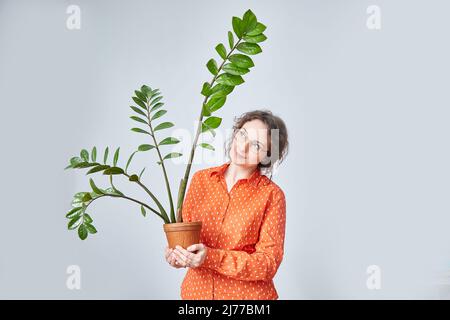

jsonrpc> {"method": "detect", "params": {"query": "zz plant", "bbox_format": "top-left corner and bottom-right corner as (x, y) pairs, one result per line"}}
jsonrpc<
(64, 9), (267, 240)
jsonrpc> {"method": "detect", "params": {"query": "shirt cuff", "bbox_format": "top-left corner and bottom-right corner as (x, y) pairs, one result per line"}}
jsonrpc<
(202, 247), (221, 269)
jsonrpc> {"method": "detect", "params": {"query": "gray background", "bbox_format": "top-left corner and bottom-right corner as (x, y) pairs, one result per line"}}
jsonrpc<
(0, 0), (449, 299)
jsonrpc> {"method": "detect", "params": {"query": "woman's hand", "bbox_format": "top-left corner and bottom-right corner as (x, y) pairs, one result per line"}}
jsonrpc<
(165, 246), (184, 269)
(171, 243), (208, 268)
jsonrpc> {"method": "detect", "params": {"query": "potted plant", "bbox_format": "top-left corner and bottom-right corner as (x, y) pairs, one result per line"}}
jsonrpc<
(64, 9), (267, 249)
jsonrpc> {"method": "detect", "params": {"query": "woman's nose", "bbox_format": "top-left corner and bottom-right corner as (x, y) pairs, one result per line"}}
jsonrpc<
(238, 141), (249, 154)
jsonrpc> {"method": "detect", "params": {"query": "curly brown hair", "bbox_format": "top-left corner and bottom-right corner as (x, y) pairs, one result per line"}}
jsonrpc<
(224, 109), (289, 180)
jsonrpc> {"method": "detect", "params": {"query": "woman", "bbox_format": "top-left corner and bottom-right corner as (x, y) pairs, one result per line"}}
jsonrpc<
(164, 109), (289, 300)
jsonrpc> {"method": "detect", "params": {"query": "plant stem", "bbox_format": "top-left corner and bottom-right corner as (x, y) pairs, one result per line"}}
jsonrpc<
(145, 101), (176, 223)
(83, 193), (169, 223)
(176, 37), (243, 222)
(108, 170), (169, 222)
(122, 172), (171, 223)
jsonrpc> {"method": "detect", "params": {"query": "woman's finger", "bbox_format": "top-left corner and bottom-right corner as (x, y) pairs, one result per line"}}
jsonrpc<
(175, 245), (195, 260)
(172, 251), (188, 267)
(187, 243), (203, 252)
(172, 248), (189, 263)
(168, 252), (177, 264)
(174, 258), (186, 268)
(165, 248), (173, 260)
(168, 254), (181, 268)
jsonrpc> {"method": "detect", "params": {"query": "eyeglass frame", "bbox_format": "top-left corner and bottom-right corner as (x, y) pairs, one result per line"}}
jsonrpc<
(233, 128), (269, 154)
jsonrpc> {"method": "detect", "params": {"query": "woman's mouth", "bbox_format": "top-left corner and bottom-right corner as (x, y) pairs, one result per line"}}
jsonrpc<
(237, 151), (246, 159)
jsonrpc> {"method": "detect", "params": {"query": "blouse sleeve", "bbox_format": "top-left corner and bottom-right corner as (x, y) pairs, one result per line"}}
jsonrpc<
(201, 189), (286, 282)
(181, 171), (200, 223)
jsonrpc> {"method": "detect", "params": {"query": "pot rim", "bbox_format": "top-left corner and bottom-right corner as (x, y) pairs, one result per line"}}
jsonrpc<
(163, 221), (202, 232)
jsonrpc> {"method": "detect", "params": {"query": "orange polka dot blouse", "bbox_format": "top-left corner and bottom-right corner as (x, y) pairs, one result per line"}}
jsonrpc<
(180, 161), (287, 300)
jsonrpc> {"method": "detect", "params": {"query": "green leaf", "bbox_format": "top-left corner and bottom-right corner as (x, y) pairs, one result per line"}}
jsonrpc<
(150, 88), (160, 97)
(141, 206), (146, 217)
(130, 116), (148, 125)
(131, 128), (151, 135)
(72, 162), (97, 169)
(68, 215), (82, 230)
(135, 90), (147, 103)
(78, 224), (88, 240)
(236, 42), (262, 55)
(72, 162), (92, 169)
(242, 9), (257, 34)
(132, 96), (146, 109)
(89, 190), (102, 199)
(162, 152), (182, 161)
(113, 147), (120, 166)
(85, 223), (97, 234)
(201, 123), (216, 137)
(71, 192), (88, 207)
(105, 187), (124, 196)
(154, 122), (174, 131)
(202, 104), (211, 117)
(91, 147), (97, 162)
(223, 63), (250, 76)
(228, 54), (254, 68)
(204, 116), (222, 129)
(215, 43), (227, 60)
(140, 85), (152, 98)
(81, 193), (92, 202)
(89, 178), (104, 195)
(159, 137), (180, 145)
(150, 95), (163, 106)
(216, 73), (244, 86)
(103, 147), (109, 164)
(201, 82), (211, 96)
(84, 213), (93, 224)
(246, 22), (266, 36)
(66, 207), (83, 219)
(228, 31), (234, 49)
(150, 102), (164, 113)
(232, 16), (243, 38)
(130, 106), (147, 117)
(209, 84), (234, 98)
(125, 151), (137, 173)
(86, 165), (110, 175)
(138, 167), (146, 180)
(129, 174), (139, 182)
(103, 167), (124, 175)
(69, 162), (86, 169)
(243, 33), (267, 43)
(200, 143), (215, 151)
(113, 188), (124, 196)
(151, 110), (167, 121)
(67, 157), (83, 169)
(206, 96), (226, 113)
(206, 59), (218, 76)
(138, 144), (155, 151)
(70, 157), (83, 166)
(80, 149), (89, 162)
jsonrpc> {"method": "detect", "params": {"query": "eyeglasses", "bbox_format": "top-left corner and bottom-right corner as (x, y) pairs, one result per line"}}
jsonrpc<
(234, 128), (268, 154)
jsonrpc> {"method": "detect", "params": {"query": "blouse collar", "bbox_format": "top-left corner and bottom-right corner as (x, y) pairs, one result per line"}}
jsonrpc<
(209, 161), (262, 187)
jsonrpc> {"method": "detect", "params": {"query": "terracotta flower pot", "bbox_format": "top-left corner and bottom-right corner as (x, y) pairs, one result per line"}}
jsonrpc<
(163, 221), (202, 249)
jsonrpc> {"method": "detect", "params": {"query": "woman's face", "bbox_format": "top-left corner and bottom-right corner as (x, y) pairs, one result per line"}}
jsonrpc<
(230, 119), (270, 168)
